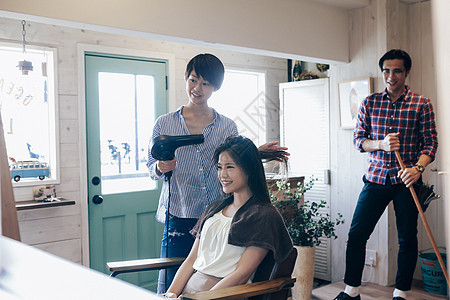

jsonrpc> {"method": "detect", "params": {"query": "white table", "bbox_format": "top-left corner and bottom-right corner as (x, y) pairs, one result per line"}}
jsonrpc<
(0, 236), (161, 300)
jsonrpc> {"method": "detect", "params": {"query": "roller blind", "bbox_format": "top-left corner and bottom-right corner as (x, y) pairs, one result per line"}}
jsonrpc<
(279, 78), (331, 280)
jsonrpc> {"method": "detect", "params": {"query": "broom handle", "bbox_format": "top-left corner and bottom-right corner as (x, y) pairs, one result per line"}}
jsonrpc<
(394, 151), (449, 287)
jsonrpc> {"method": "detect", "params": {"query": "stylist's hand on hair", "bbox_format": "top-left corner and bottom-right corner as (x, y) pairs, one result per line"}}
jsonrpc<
(156, 157), (178, 176)
(258, 141), (290, 161)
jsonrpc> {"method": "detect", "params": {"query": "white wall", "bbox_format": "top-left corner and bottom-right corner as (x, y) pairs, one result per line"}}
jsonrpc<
(0, 0), (349, 63)
(431, 0), (450, 285)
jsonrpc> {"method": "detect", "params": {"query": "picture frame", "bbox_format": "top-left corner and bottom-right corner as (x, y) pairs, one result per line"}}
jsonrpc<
(338, 77), (372, 129)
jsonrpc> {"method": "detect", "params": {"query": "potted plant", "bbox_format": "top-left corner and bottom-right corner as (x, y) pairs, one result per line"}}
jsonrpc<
(269, 176), (344, 300)
(270, 177), (344, 246)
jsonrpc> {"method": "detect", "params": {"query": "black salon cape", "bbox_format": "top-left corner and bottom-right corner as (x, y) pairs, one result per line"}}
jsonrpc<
(190, 195), (293, 263)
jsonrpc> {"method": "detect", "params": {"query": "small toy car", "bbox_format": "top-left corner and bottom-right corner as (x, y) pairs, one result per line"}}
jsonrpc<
(10, 160), (50, 182)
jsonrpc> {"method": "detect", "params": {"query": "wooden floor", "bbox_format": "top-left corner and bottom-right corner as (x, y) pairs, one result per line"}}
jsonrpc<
(311, 281), (447, 300)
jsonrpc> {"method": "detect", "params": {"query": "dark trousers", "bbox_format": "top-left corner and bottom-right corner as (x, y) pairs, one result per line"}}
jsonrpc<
(344, 176), (419, 291)
(157, 214), (197, 294)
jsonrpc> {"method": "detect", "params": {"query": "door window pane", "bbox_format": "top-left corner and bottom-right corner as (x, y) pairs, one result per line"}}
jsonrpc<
(0, 43), (58, 186)
(98, 72), (155, 194)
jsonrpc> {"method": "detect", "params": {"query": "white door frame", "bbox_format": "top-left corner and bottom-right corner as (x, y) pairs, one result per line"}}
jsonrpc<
(77, 44), (175, 266)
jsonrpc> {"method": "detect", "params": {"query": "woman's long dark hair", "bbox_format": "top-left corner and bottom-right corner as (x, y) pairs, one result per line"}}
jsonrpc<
(213, 136), (270, 203)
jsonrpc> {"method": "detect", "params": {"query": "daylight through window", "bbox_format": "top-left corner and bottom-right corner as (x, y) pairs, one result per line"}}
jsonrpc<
(0, 43), (58, 186)
(209, 69), (267, 146)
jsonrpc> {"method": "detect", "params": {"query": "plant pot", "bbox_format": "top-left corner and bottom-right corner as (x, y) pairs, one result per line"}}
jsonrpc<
(292, 245), (315, 300)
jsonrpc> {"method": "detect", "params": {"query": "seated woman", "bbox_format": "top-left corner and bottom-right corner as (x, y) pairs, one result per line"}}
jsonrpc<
(163, 135), (293, 299)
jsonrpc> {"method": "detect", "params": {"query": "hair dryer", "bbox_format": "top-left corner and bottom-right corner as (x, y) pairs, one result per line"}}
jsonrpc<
(151, 134), (204, 280)
(151, 134), (205, 161)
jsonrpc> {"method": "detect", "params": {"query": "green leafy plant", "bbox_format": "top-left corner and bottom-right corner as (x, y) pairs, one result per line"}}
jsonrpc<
(270, 177), (344, 247)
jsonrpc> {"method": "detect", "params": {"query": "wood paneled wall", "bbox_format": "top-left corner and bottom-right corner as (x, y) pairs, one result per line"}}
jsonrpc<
(329, 0), (388, 285)
(329, 0), (444, 286)
(0, 16), (287, 265)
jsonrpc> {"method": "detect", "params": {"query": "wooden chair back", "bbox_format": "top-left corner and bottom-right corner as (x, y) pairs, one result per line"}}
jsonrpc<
(0, 113), (20, 241)
(250, 247), (297, 300)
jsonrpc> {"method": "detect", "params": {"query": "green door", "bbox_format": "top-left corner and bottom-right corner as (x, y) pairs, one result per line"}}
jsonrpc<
(85, 53), (167, 291)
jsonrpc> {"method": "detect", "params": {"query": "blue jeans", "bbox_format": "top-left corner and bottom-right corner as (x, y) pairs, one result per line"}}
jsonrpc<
(157, 214), (197, 294)
(344, 175), (419, 291)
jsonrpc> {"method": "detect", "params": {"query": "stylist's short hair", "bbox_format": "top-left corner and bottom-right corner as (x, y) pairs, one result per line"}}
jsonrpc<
(378, 49), (412, 72)
(185, 53), (225, 90)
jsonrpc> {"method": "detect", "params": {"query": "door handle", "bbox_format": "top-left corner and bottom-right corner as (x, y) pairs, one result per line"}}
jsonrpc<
(430, 168), (447, 175)
(92, 195), (103, 204)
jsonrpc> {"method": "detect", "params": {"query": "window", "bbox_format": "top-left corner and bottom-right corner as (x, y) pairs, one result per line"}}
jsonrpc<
(0, 43), (58, 186)
(209, 69), (267, 146)
(98, 72), (156, 194)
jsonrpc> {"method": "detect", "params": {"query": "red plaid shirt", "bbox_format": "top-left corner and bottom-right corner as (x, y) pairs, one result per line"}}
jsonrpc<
(353, 86), (438, 185)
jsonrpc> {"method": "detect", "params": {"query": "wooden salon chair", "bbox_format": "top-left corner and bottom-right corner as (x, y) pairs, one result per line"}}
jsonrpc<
(1, 113), (21, 242)
(107, 247), (297, 300)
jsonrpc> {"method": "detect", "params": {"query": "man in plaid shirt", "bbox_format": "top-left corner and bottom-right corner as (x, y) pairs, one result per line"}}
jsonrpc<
(334, 50), (438, 300)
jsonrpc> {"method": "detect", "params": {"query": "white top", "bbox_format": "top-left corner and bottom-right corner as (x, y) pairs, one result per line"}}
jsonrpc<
(193, 210), (246, 278)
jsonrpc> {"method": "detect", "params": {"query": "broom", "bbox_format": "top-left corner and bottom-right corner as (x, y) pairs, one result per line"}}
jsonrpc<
(395, 151), (449, 287)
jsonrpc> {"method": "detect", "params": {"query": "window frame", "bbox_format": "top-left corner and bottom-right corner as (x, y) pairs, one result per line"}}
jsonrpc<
(0, 42), (60, 187)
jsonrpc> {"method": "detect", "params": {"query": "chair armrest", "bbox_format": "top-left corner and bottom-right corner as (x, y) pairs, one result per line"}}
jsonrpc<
(107, 257), (185, 277)
(181, 277), (296, 300)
